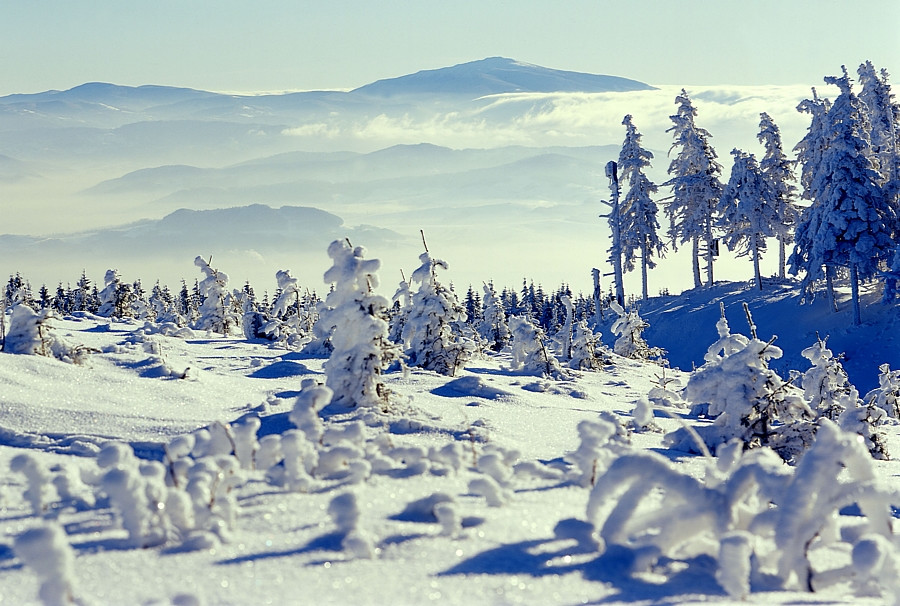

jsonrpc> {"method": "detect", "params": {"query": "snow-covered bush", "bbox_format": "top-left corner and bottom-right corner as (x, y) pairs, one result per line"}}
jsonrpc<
(609, 301), (663, 361)
(508, 315), (566, 378)
(676, 307), (814, 460)
(3, 304), (93, 363)
(261, 269), (313, 349)
(399, 248), (474, 376)
(865, 363), (900, 419)
(317, 240), (400, 409)
(478, 282), (509, 352)
(800, 336), (853, 420)
(569, 319), (603, 370)
(13, 524), (78, 606)
(328, 492), (375, 558)
(586, 420), (900, 598)
(193, 256), (239, 335)
(10, 454), (56, 515)
(566, 413), (631, 486)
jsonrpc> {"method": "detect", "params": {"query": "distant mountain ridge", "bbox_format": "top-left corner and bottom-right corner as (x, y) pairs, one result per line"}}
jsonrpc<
(0, 57), (654, 108)
(351, 57), (655, 96)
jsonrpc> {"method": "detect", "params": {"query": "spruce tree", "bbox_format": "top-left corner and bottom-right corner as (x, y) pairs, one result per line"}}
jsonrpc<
(718, 149), (780, 290)
(789, 67), (897, 324)
(664, 90), (723, 288)
(758, 112), (799, 279)
(618, 115), (664, 300)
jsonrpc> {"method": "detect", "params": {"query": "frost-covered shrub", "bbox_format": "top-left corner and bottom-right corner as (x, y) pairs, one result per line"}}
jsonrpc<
(289, 378), (331, 443)
(676, 308), (814, 460)
(10, 454), (56, 515)
(261, 269), (314, 349)
(317, 240), (400, 409)
(556, 294), (575, 361)
(609, 301), (662, 361)
(400, 249), (474, 376)
(569, 320), (603, 370)
(193, 256), (239, 335)
(13, 524), (78, 606)
(800, 336), (853, 420)
(328, 492), (375, 558)
(865, 363), (900, 419)
(508, 315), (566, 378)
(586, 419), (900, 598)
(3, 304), (93, 363)
(838, 396), (890, 460)
(566, 414), (631, 487)
(478, 282), (509, 352)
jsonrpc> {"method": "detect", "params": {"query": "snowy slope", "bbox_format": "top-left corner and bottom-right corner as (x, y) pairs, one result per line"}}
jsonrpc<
(1, 294), (900, 605)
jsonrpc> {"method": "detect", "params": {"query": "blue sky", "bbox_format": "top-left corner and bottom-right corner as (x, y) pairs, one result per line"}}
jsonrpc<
(2, 0), (899, 95)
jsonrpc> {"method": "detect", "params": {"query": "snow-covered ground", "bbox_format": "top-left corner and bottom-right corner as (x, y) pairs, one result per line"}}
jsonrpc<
(2, 283), (900, 605)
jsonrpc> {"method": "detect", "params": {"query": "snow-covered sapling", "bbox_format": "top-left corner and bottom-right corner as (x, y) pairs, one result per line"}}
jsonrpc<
(865, 363), (900, 419)
(508, 315), (566, 378)
(289, 378), (331, 443)
(800, 335), (853, 420)
(4, 304), (92, 364)
(609, 301), (663, 361)
(193, 256), (238, 335)
(10, 454), (57, 515)
(328, 492), (375, 558)
(317, 239), (400, 409)
(400, 241), (474, 376)
(13, 524), (78, 606)
(479, 282), (510, 352)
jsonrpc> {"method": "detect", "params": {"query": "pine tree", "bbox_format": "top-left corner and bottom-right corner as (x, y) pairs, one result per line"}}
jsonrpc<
(718, 149), (780, 290)
(758, 112), (799, 279)
(318, 239), (399, 408)
(618, 114), (664, 300)
(664, 90), (723, 288)
(400, 242), (474, 377)
(193, 256), (238, 335)
(479, 282), (510, 352)
(789, 67), (897, 324)
(857, 61), (899, 188)
(792, 88), (837, 308)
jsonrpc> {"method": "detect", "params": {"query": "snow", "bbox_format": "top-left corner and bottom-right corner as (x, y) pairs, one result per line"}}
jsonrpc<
(2, 286), (900, 605)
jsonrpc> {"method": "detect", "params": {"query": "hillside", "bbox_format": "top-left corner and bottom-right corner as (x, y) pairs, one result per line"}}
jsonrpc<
(1, 275), (899, 604)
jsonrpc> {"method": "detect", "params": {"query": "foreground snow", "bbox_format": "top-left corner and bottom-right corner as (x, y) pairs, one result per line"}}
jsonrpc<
(1, 311), (899, 605)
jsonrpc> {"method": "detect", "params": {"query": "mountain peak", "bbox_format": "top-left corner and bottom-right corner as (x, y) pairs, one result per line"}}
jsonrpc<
(351, 57), (655, 98)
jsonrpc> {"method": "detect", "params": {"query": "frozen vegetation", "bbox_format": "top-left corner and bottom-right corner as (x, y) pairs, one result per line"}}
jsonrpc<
(0, 58), (899, 605)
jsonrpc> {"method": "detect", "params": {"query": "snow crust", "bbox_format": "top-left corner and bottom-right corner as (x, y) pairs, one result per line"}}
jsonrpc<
(1, 300), (899, 605)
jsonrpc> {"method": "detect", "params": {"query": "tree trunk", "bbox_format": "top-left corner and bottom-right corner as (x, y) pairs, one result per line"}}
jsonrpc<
(778, 236), (786, 280)
(691, 236), (701, 289)
(705, 237), (714, 287)
(850, 263), (861, 326)
(825, 265), (838, 312)
(641, 250), (649, 301)
(752, 235), (763, 290)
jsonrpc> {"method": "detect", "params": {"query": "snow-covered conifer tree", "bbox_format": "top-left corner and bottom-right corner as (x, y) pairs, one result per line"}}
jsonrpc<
(858, 61), (899, 188)
(758, 112), (800, 279)
(508, 315), (565, 378)
(478, 282), (509, 352)
(682, 305), (813, 459)
(569, 320), (602, 371)
(193, 256), (239, 335)
(618, 114), (664, 300)
(790, 68), (897, 323)
(400, 244), (474, 377)
(799, 336), (853, 420)
(864, 363), (900, 419)
(97, 269), (123, 318)
(717, 149), (780, 290)
(318, 239), (399, 408)
(664, 89), (724, 288)
(609, 301), (660, 361)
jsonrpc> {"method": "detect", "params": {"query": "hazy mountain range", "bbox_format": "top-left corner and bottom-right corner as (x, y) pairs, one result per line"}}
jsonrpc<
(0, 57), (814, 295)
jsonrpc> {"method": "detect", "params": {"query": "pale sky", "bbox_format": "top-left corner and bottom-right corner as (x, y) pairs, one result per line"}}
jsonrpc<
(2, 0), (899, 96)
